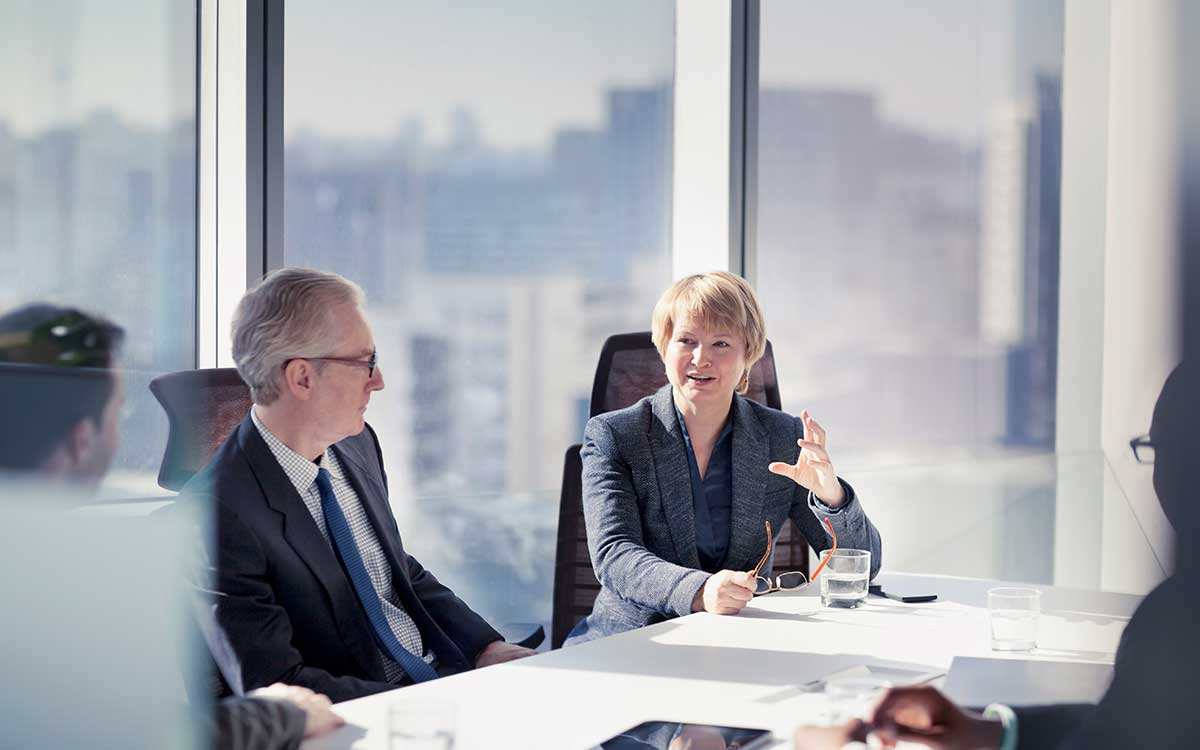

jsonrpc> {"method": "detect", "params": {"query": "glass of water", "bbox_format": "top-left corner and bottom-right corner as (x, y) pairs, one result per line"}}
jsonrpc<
(988, 587), (1041, 652)
(389, 701), (455, 750)
(818, 549), (871, 608)
(825, 676), (892, 724)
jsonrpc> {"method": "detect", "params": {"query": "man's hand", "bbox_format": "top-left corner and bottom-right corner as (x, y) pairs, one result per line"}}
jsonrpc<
(768, 409), (846, 506)
(793, 720), (869, 749)
(475, 640), (536, 668)
(691, 570), (756, 614)
(251, 683), (343, 739)
(868, 686), (1004, 749)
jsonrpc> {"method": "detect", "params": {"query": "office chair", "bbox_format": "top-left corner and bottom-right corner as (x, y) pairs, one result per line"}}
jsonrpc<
(148, 367), (545, 650)
(551, 332), (807, 649)
(149, 368), (252, 491)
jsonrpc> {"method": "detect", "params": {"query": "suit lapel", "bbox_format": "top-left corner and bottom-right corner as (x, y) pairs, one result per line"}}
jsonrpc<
(332, 438), (464, 667)
(647, 385), (701, 569)
(236, 418), (382, 678)
(727, 395), (770, 571)
(331, 441), (398, 564)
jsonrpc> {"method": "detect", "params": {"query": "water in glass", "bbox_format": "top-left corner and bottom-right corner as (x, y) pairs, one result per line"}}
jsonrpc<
(819, 549), (871, 608)
(988, 587), (1040, 651)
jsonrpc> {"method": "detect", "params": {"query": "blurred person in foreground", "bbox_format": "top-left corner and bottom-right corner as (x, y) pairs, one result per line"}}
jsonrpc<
(793, 363), (1200, 750)
(183, 268), (534, 703)
(0, 303), (341, 750)
(566, 271), (882, 645)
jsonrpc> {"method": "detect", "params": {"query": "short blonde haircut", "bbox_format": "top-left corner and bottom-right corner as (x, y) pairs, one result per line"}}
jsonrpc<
(231, 268), (366, 405)
(650, 271), (766, 395)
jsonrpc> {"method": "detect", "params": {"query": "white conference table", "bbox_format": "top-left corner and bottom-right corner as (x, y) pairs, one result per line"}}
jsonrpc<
(303, 572), (1141, 750)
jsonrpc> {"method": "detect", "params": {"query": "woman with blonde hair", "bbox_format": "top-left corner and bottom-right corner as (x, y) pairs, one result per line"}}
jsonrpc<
(565, 271), (881, 645)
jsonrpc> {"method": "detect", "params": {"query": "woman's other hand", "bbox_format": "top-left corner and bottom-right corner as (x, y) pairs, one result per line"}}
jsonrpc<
(769, 409), (845, 506)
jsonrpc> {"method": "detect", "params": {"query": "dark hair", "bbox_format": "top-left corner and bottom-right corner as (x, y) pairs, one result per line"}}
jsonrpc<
(0, 304), (125, 470)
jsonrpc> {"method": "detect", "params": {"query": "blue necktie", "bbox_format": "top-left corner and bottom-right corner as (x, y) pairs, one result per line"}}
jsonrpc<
(315, 468), (439, 683)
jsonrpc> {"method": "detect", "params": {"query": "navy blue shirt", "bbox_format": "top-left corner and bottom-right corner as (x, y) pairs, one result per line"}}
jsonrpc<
(674, 403), (735, 574)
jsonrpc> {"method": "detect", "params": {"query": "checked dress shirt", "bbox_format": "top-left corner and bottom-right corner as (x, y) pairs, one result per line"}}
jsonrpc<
(250, 408), (435, 683)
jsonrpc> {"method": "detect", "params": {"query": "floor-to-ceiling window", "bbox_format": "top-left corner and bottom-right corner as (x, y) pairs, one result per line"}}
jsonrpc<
(283, 0), (674, 633)
(0, 0), (197, 497)
(754, 0), (1066, 582)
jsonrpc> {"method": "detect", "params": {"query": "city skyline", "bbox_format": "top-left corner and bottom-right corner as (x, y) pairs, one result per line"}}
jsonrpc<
(1, 68), (1065, 630)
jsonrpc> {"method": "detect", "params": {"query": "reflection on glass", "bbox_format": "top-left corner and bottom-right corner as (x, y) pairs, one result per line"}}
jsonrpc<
(0, 1), (197, 496)
(284, 1), (674, 632)
(756, 1), (1064, 582)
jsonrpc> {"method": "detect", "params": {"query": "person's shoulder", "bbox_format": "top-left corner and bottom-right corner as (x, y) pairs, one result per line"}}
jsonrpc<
(1119, 576), (1187, 652)
(587, 394), (657, 437)
(740, 396), (798, 431)
(178, 418), (256, 504)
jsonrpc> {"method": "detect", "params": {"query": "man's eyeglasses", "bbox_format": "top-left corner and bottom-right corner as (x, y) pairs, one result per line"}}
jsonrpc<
(1130, 434), (1154, 464)
(749, 517), (837, 595)
(287, 348), (378, 378)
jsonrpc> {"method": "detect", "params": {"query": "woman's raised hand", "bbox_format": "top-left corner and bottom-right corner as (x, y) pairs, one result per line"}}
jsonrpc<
(768, 409), (845, 506)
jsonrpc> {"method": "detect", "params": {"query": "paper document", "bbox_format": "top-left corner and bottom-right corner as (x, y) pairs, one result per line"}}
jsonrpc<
(944, 657), (1113, 707)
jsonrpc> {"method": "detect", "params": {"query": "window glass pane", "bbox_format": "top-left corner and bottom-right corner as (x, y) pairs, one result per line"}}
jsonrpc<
(0, 1), (197, 496)
(756, 1), (1064, 582)
(285, 1), (673, 632)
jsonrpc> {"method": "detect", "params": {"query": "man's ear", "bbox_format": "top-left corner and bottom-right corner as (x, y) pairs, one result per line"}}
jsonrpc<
(64, 418), (97, 467)
(282, 359), (316, 401)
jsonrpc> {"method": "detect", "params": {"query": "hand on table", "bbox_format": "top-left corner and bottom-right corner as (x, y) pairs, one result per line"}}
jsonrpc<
(793, 719), (869, 749)
(475, 639), (537, 668)
(691, 569), (756, 614)
(867, 686), (1003, 749)
(251, 683), (343, 738)
(768, 410), (846, 507)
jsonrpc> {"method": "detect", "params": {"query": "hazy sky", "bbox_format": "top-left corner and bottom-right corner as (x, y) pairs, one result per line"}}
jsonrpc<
(284, 0), (673, 148)
(760, 0), (1064, 143)
(0, 0), (193, 135)
(1, 0), (1062, 147)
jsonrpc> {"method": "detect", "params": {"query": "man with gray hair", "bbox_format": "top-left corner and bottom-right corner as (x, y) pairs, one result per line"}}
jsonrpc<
(186, 268), (533, 703)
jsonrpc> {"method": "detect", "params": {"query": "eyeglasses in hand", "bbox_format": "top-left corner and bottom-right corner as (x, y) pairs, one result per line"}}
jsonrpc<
(749, 517), (837, 596)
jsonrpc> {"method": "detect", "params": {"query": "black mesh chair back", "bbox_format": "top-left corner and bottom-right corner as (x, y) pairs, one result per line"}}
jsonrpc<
(149, 368), (251, 491)
(550, 444), (589, 649)
(552, 332), (806, 648)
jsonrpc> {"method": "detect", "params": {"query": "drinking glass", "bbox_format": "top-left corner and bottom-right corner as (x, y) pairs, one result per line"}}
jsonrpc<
(988, 587), (1040, 652)
(389, 701), (455, 750)
(818, 549), (871, 608)
(825, 676), (892, 724)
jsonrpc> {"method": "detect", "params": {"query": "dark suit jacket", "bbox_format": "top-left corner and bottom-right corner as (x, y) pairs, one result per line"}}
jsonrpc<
(183, 414), (501, 703)
(567, 385), (882, 645)
(1013, 576), (1198, 750)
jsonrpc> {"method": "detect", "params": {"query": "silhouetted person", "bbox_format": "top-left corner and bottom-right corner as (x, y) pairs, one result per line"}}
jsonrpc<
(0, 303), (342, 750)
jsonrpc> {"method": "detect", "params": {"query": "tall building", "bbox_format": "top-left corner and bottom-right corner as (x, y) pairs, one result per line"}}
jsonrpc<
(757, 86), (996, 450)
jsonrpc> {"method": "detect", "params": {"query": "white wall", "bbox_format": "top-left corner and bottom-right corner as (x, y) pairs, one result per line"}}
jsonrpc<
(672, 0), (733, 278)
(210, 0), (251, 369)
(1057, 0), (1182, 592)
(1054, 0), (1110, 591)
(1101, 0), (1182, 579)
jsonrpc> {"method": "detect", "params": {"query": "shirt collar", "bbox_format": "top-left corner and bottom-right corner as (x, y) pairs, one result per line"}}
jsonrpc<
(250, 406), (338, 495)
(672, 400), (734, 447)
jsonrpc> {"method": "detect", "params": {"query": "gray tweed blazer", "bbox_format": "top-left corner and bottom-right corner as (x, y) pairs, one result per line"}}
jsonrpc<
(565, 384), (882, 645)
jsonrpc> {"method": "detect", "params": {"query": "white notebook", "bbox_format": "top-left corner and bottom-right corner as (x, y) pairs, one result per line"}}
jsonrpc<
(943, 656), (1114, 707)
